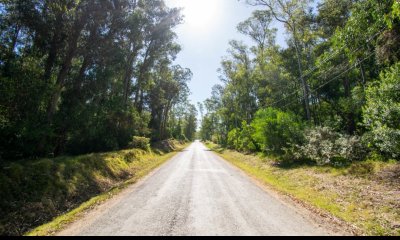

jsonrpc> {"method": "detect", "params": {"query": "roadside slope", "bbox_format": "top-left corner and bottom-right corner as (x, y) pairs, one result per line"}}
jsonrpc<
(0, 140), (187, 236)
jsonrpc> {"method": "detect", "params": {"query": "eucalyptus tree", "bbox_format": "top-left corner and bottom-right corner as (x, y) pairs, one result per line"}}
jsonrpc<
(246, 0), (315, 121)
(149, 62), (191, 141)
(237, 10), (291, 109)
(183, 104), (198, 141)
(133, 0), (182, 113)
(237, 10), (277, 55)
(200, 0), (400, 161)
(0, 0), (193, 159)
(220, 40), (258, 124)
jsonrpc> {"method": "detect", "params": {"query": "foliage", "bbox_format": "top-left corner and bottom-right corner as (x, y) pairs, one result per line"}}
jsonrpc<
(363, 62), (400, 159)
(183, 104), (198, 141)
(0, 0), (196, 160)
(227, 128), (241, 150)
(295, 127), (368, 166)
(129, 136), (151, 151)
(240, 122), (258, 152)
(251, 108), (304, 155)
(227, 121), (258, 152)
(200, 0), (399, 165)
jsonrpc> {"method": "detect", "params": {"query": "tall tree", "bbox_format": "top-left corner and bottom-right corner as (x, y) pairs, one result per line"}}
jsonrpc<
(247, 0), (314, 121)
(0, 0), (194, 160)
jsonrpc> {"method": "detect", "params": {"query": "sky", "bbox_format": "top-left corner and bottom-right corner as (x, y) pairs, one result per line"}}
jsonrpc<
(164, 0), (286, 108)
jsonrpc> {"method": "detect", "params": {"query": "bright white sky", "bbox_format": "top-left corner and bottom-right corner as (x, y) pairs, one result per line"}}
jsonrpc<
(165, 0), (286, 108)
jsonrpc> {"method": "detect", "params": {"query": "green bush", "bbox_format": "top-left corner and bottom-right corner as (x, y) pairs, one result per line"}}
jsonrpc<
(239, 122), (258, 152)
(363, 62), (400, 159)
(227, 122), (258, 152)
(296, 127), (368, 166)
(129, 136), (151, 151)
(227, 128), (241, 150)
(251, 108), (304, 155)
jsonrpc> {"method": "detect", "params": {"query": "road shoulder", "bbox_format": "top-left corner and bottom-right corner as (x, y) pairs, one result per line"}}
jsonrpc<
(27, 144), (190, 236)
(205, 143), (359, 236)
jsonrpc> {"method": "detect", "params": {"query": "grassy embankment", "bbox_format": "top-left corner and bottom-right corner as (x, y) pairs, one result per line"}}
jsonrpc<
(0, 140), (189, 236)
(206, 142), (400, 236)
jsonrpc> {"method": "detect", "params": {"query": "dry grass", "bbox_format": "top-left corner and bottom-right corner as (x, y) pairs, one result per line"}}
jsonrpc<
(206, 142), (400, 236)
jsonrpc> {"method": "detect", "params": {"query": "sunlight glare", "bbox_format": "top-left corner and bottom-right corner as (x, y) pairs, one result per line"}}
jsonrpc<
(177, 0), (221, 31)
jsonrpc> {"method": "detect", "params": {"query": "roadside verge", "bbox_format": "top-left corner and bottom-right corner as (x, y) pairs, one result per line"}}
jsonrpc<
(0, 140), (189, 236)
(206, 142), (400, 236)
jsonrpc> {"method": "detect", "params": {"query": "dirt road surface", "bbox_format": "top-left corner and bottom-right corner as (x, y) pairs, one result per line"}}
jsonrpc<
(59, 141), (334, 236)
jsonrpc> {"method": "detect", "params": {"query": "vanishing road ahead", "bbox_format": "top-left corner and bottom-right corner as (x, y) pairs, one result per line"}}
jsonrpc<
(60, 141), (331, 236)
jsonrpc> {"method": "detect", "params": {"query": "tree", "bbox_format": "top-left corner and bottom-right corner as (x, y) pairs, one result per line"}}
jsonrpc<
(184, 104), (198, 141)
(237, 10), (277, 54)
(200, 0), (399, 164)
(0, 0), (194, 160)
(197, 102), (204, 126)
(246, 0), (314, 121)
(149, 63), (191, 141)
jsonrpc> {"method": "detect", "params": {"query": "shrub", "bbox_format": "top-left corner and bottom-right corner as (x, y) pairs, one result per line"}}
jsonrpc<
(297, 127), (367, 166)
(227, 128), (241, 150)
(251, 108), (304, 155)
(129, 136), (151, 151)
(227, 122), (258, 153)
(363, 62), (400, 159)
(347, 161), (376, 176)
(239, 122), (258, 152)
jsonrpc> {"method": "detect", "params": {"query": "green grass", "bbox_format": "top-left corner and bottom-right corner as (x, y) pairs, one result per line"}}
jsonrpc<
(206, 142), (400, 236)
(0, 141), (189, 236)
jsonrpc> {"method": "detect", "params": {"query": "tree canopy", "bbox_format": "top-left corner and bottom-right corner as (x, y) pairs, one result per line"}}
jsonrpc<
(0, 0), (197, 160)
(200, 0), (400, 163)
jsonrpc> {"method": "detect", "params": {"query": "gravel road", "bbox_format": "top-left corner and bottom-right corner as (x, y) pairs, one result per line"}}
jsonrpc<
(59, 141), (331, 236)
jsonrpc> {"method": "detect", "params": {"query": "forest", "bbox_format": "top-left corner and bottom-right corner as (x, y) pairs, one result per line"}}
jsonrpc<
(0, 0), (197, 161)
(200, 0), (400, 166)
(0, 0), (400, 236)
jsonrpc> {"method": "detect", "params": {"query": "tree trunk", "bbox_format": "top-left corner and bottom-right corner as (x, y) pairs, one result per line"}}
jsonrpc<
(293, 37), (311, 121)
(343, 78), (356, 134)
(161, 102), (172, 140)
(43, 14), (63, 84)
(9, 25), (20, 56)
(134, 40), (154, 112)
(123, 41), (143, 107)
(138, 89), (145, 113)
(46, 10), (89, 123)
(3, 25), (20, 77)
(358, 58), (366, 87)
(73, 55), (90, 94)
(123, 53), (136, 106)
(44, 38), (58, 84)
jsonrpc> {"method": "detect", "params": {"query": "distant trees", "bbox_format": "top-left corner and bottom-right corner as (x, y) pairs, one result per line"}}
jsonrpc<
(0, 0), (196, 160)
(201, 0), (400, 163)
(184, 104), (198, 141)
